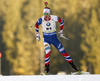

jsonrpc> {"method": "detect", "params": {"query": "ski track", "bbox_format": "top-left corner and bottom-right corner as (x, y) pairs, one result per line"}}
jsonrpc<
(0, 75), (100, 81)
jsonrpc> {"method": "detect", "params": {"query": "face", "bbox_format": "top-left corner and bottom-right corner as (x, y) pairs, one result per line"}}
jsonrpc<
(43, 8), (50, 18)
(44, 12), (50, 19)
(44, 13), (49, 15)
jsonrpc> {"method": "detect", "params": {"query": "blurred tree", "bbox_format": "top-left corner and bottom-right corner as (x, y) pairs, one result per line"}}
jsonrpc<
(1, 0), (43, 75)
(80, 0), (100, 74)
(0, 0), (10, 75)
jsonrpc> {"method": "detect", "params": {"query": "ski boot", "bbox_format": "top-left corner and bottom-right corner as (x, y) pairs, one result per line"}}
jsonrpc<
(44, 65), (49, 75)
(69, 62), (81, 72)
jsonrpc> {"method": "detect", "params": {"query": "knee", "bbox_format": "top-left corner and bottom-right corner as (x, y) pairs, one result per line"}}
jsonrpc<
(44, 44), (51, 53)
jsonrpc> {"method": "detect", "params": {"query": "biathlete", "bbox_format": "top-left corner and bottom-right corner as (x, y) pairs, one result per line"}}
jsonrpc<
(34, 2), (80, 75)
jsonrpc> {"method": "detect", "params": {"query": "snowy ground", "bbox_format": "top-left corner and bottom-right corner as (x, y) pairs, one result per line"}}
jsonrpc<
(0, 75), (100, 81)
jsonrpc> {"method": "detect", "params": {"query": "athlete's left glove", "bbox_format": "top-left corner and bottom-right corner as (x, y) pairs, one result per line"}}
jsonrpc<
(36, 33), (40, 41)
(59, 31), (69, 40)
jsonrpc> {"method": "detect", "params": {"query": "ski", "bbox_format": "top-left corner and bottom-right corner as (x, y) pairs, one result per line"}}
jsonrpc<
(71, 71), (90, 75)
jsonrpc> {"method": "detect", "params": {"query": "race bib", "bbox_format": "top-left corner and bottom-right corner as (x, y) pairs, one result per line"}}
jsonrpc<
(42, 16), (56, 33)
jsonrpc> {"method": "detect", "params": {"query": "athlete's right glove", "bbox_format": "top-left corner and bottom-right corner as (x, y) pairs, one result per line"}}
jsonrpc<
(36, 33), (40, 41)
(59, 30), (63, 38)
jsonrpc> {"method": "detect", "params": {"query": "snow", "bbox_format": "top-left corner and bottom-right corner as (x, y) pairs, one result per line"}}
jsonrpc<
(0, 75), (100, 81)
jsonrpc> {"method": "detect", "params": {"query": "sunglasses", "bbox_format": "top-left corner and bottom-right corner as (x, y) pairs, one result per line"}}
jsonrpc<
(44, 13), (49, 15)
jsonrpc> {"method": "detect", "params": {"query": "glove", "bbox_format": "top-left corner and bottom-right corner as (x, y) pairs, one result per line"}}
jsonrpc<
(36, 36), (40, 41)
(36, 33), (40, 41)
(59, 31), (63, 37)
(59, 31), (69, 40)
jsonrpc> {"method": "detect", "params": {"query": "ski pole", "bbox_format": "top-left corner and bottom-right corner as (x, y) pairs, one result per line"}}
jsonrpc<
(61, 35), (69, 40)
(30, 26), (41, 38)
(30, 26), (36, 35)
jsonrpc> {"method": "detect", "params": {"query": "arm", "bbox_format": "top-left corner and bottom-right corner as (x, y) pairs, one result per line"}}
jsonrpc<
(35, 18), (42, 41)
(57, 17), (64, 34)
(57, 17), (69, 40)
(35, 18), (42, 36)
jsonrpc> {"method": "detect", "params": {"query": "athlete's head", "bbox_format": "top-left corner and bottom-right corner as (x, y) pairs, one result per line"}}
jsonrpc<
(43, 2), (50, 15)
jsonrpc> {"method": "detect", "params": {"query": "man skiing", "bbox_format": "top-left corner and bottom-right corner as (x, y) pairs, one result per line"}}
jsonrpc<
(35, 2), (80, 75)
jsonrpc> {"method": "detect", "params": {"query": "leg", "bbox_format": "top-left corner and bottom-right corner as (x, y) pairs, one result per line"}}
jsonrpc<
(44, 42), (51, 66)
(55, 43), (80, 71)
(44, 42), (51, 74)
(51, 36), (73, 63)
(56, 42), (80, 71)
(51, 36), (80, 71)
